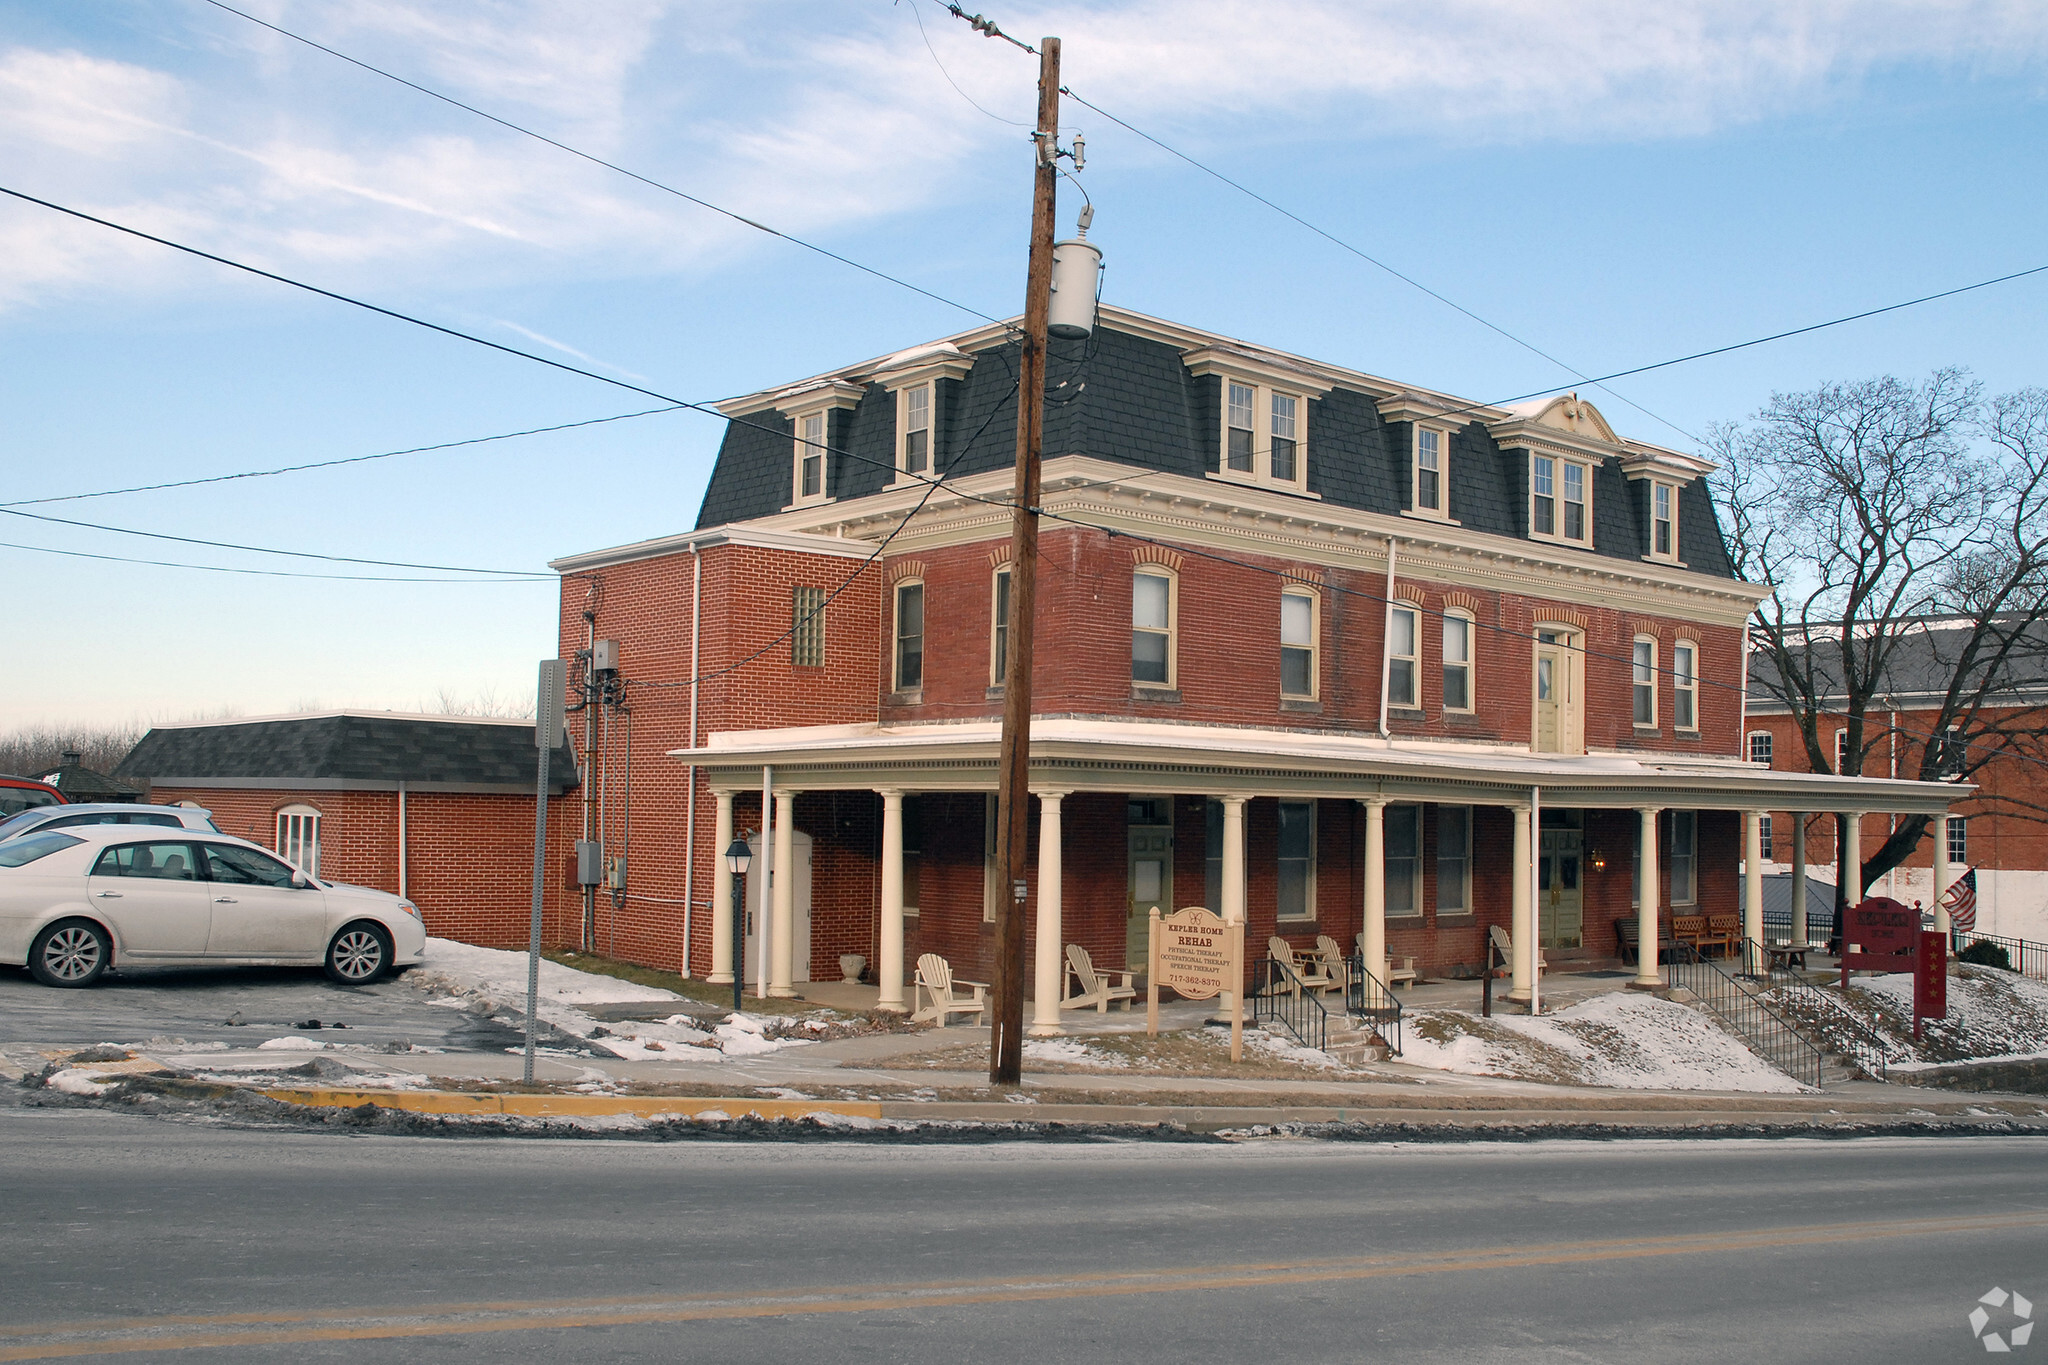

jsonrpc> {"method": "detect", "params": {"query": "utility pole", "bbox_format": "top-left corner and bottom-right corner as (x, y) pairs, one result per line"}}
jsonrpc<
(990, 35), (1061, 1086)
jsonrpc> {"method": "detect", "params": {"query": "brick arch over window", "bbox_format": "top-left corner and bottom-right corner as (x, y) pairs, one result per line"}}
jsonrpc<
(1130, 545), (1183, 572)
(888, 559), (926, 585)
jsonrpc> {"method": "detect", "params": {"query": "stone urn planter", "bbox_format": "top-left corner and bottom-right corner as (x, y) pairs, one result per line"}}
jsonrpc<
(839, 953), (867, 984)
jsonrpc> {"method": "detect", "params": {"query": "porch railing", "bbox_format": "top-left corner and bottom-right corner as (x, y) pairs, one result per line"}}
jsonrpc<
(1749, 939), (1895, 1082)
(1248, 956), (1332, 1053)
(1665, 942), (1826, 1089)
(1345, 953), (1404, 1057)
(1953, 929), (2048, 981)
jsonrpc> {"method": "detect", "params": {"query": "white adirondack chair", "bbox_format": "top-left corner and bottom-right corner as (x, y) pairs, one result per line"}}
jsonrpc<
(1061, 943), (1136, 1013)
(1352, 932), (1418, 988)
(1313, 934), (1352, 990)
(912, 953), (987, 1027)
(1487, 923), (1546, 979)
(1268, 936), (1337, 995)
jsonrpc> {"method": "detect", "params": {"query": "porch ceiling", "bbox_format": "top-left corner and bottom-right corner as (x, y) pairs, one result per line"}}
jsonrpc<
(673, 718), (1966, 815)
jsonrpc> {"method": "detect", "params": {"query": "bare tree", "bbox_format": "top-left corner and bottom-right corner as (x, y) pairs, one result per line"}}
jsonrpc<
(1715, 370), (2048, 911)
(0, 721), (143, 778)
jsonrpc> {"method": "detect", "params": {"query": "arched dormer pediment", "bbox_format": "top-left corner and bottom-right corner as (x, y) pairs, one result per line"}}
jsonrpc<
(1486, 392), (1624, 459)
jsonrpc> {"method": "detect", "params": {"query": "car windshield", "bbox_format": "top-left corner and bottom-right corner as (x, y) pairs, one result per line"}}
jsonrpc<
(0, 831), (82, 867)
(0, 789), (60, 818)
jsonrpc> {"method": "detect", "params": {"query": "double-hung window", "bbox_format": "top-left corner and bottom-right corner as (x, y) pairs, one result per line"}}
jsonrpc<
(900, 384), (931, 477)
(1435, 806), (1470, 913)
(1835, 728), (1853, 775)
(791, 586), (825, 666)
(990, 567), (1011, 685)
(1276, 800), (1315, 920)
(893, 581), (924, 693)
(1270, 393), (1299, 483)
(795, 411), (826, 503)
(1414, 428), (1444, 515)
(1759, 814), (1774, 862)
(1132, 569), (1174, 687)
(1948, 816), (1969, 864)
(1937, 726), (1967, 779)
(1280, 588), (1316, 699)
(1530, 453), (1593, 546)
(1632, 637), (1657, 727)
(1670, 811), (1697, 905)
(1387, 604), (1420, 709)
(1442, 611), (1473, 712)
(1673, 641), (1698, 731)
(1226, 382), (1256, 473)
(1748, 731), (1773, 765)
(1385, 804), (1420, 917)
(1652, 481), (1676, 558)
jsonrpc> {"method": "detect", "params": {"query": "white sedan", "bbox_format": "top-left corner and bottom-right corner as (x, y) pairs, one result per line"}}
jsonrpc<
(0, 826), (427, 987)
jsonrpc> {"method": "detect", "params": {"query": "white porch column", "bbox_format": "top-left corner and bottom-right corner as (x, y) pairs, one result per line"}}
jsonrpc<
(1633, 807), (1662, 988)
(1359, 798), (1387, 993)
(1791, 814), (1809, 946)
(769, 788), (799, 997)
(1742, 810), (1764, 975)
(1220, 796), (1247, 1015)
(709, 790), (735, 984)
(1931, 812), (1952, 935)
(876, 789), (907, 1013)
(1508, 803), (1533, 1004)
(1030, 791), (1067, 1036)
(1841, 812), (1863, 907)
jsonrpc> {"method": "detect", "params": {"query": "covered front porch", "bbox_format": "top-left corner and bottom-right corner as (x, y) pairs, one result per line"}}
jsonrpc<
(678, 717), (1960, 1033)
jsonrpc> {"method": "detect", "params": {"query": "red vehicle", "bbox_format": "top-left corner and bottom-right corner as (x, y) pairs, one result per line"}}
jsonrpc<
(0, 776), (66, 820)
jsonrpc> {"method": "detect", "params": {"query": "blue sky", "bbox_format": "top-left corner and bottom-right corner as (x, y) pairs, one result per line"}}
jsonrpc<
(3, 0), (2045, 729)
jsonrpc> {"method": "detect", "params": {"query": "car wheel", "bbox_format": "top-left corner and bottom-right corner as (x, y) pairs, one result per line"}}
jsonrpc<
(30, 919), (110, 988)
(325, 922), (392, 984)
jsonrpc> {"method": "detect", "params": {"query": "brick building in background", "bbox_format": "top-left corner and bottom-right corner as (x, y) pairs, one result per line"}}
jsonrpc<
(1744, 617), (2048, 942)
(116, 713), (580, 949)
(548, 305), (1963, 1022)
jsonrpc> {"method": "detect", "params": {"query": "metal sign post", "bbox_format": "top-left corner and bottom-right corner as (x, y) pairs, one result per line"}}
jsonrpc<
(524, 659), (567, 1084)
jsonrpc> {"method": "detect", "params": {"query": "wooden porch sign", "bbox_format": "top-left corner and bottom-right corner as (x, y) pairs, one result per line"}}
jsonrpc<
(1148, 905), (1244, 1062)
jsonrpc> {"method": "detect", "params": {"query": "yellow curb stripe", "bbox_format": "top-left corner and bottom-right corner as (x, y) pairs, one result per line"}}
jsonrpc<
(2, 1211), (2041, 1359)
(255, 1088), (884, 1120)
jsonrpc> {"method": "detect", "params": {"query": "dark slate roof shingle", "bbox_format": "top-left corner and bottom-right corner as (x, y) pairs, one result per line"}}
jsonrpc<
(115, 715), (580, 793)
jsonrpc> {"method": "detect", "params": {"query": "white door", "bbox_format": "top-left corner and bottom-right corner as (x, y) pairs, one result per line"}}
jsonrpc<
(199, 842), (328, 957)
(85, 839), (212, 957)
(744, 829), (813, 984)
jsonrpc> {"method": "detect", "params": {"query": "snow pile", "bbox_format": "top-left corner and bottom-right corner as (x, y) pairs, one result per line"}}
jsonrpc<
(1022, 1038), (1105, 1066)
(1244, 1026), (1347, 1070)
(45, 1069), (114, 1096)
(1852, 966), (2048, 1065)
(256, 1036), (329, 1052)
(1399, 990), (1809, 1093)
(413, 939), (680, 1006)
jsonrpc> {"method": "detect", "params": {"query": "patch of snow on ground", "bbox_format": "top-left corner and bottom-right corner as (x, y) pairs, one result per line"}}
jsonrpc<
(1854, 966), (2048, 1061)
(1242, 1026), (1346, 1069)
(416, 938), (680, 1004)
(46, 1069), (113, 1095)
(1399, 990), (1808, 1093)
(1022, 1038), (1095, 1064)
(255, 1036), (328, 1052)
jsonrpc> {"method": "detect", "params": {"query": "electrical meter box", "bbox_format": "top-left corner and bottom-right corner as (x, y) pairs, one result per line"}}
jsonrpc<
(591, 639), (620, 674)
(575, 840), (603, 885)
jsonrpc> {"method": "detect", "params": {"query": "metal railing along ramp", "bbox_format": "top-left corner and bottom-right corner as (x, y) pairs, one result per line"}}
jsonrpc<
(1665, 943), (1828, 1088)
(1248, 954), (1405, 1058)
(1954, 930), (2048, 981)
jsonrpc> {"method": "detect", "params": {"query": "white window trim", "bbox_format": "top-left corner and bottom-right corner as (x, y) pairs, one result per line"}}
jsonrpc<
(771, 380), (861, 510)
(989, 564), (1012, 688)
(1132, 566), (1178, 691)
(1747, 730), (1774, 766)
(1759, 813), (1774, 862)
(276, 803), (321, 877)
(1405, 425), (1458, 524)
(895, 382), (933, 483)
(876, 351), (971, 488)
(1670, 810), (1697, 906)
(1442, 609), (1475, 714)
(982, 794), (999, 923)
(1835, 728), (1852, 775)
(1386, 602), (1422, 710)
(791, 410), (829, 508)
(1527, 450), (1594, 548)
(1275, 798), (1317, 922)
(1183, 349), (1330, 500)
(1632, 635), (1658, 729)
(1384, 802), (1423, 920)
(1673, 639), (1699, 732)
(1948, 815), (1968, 865)
(1648, 479), (1680, 563)
(1434, 805), (1473, 915)
(1280, 586), (1319, 701)
(892, 579), (925, 695)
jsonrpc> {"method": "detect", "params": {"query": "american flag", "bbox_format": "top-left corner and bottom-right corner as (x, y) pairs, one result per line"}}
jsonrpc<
(1943, 867), (1978, 933)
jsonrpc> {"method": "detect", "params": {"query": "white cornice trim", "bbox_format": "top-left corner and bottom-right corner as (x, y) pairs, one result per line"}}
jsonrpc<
(549, 523), (876, 573)
(1182, 345), (1336, 398)
(143, 709), (536, 731)
(771, 380), (865, 418)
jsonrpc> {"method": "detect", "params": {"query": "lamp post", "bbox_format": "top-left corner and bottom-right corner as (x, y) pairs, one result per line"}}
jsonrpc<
(724, 838), (752, 1012)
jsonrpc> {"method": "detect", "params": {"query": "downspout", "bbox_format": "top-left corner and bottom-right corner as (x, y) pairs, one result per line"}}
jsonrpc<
(1378, 535), (1398, 741)
(1529, 785), (1541, 1016)
(757, 765), (774, 1001)
(582, 604), (596, 952)
(681, 544), (701, 977)
(1737, 618), (1753, 760)
(397, 780), (407, 900)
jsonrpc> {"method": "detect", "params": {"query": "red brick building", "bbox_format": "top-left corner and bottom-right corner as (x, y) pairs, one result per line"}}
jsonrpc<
(549, 306), (1962, 1021)
(116, 712), (581, 949)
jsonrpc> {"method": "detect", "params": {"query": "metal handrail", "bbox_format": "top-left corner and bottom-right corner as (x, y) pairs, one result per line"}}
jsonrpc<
(1953, 929), (2048, 981)
(1248, 955), (1332, 1053)
(1665, 941), (1826, 1088)
(1745, 938), (1895, 1082)
(1344, 952), (1404, 1056)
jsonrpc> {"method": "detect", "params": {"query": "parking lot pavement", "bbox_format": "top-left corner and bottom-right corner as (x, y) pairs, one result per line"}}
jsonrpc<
(0, 962), (523, 1054)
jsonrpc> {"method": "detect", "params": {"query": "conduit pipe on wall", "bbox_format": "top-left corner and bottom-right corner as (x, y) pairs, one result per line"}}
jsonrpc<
(1378, 535), (1398, 741)
(1528, 785), (1542, 1016)
(397, 781), (408, 901)
(681, 544), (701, 977)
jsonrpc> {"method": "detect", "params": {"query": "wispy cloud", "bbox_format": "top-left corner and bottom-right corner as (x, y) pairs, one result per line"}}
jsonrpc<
(492, 318), (647, 380)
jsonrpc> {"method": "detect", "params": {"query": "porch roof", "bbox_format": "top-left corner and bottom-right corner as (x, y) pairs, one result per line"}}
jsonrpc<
(672, 717), (1965, 815)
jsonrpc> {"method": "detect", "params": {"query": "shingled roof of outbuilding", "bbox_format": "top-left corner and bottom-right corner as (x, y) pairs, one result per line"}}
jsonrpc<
(115, 712), (580, 794)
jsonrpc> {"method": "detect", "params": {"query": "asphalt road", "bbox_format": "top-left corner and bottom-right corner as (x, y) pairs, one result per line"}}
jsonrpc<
(1, 1103), (2041, 1363)
(0, 962), (522, 1052)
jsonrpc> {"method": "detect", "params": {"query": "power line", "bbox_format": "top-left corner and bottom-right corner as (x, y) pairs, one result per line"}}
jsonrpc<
(198, 0), (1008, 329)
(905, 0), (1031, 127)
(1, 405), (683, 507)
(0, 538), (545, 583)
(0, 504), (548, 576)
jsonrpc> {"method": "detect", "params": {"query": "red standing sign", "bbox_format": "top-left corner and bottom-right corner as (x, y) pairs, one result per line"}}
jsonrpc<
(1913, 930), (1947, 1039)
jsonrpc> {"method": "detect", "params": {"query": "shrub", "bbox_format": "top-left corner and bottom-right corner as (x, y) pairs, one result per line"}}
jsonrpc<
(1959, 939), (2014, 971)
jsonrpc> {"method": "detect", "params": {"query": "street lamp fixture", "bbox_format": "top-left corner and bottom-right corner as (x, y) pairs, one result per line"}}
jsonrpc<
(724, 839), (752, 1011)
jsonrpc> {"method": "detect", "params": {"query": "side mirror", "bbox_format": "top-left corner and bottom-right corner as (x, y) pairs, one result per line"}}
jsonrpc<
(290, 870), (308, 889)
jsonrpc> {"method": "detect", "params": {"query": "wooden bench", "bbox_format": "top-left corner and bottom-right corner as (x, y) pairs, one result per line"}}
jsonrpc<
(1615, 917), (1679, 966)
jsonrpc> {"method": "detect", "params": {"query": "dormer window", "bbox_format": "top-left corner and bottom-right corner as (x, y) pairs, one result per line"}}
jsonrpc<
(794, 411), (826, 504)
(1183, 347), (1328, 498)
(900, 383), (931, 478)
(1415, 428), (1441, 512)
(1530, 453), (1592, 547)
(765, 379), (861, 511)
(1227, 383), (1255, 473)
(1270, 393), (1298, 482)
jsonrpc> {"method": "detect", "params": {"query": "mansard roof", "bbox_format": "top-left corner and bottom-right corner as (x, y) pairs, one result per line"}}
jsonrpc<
(695, 307), (1737, 580)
